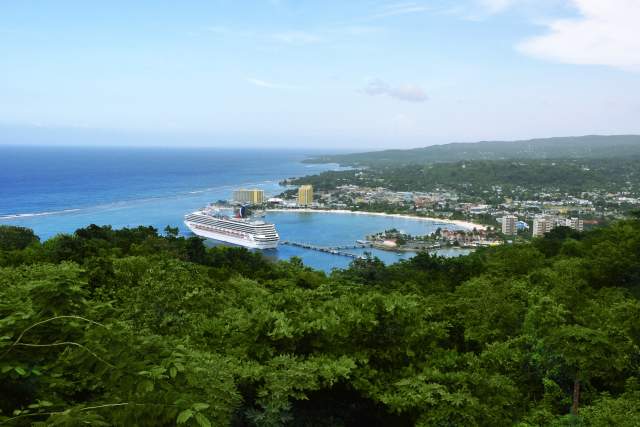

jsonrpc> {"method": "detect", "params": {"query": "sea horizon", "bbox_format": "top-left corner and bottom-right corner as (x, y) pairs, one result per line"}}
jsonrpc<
(0, 145), (341, 217)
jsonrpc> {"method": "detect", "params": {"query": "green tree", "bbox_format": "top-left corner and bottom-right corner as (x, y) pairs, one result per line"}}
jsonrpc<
(0, 225), (39, 251)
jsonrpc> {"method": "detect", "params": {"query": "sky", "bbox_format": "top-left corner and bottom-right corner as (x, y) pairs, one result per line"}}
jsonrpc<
(1, 0), (639, 149)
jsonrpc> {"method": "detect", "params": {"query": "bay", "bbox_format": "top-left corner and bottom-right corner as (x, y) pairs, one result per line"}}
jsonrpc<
(0, 146), (469, 271)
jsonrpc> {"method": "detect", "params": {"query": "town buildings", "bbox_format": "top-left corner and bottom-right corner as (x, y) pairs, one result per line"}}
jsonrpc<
(274, 177), (637, 238)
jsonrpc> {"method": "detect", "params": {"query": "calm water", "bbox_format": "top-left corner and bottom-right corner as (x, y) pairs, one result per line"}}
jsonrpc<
(264, 211), (470, 270)
(0, 146), (468, 271)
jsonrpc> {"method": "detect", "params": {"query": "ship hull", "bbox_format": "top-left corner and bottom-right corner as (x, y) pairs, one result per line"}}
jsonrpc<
(184, 221), (279, 250)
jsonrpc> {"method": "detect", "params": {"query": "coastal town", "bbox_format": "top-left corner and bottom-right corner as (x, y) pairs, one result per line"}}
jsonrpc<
(227, 180), (640, 252)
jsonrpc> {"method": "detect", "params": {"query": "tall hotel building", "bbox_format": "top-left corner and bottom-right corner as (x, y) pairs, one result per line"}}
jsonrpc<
(501, 215), (517, 235)
(233, 189), (264, 205)
(298, 185), (314, 206)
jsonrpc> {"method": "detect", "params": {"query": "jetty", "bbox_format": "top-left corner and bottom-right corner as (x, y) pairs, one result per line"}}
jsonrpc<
(280, 240), (370, 259)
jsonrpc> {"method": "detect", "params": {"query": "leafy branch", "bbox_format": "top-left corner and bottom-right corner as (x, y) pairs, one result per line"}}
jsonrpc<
(1, 315), (106, 359)
(1, 402), (132, 425)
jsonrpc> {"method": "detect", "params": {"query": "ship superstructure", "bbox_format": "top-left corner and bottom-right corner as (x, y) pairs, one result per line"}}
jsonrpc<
(184, 206), (279, 249)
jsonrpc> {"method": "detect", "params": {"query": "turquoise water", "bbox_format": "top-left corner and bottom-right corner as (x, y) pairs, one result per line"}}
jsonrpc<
(0, 146), (469, 271)
(263, 211), (470, 271)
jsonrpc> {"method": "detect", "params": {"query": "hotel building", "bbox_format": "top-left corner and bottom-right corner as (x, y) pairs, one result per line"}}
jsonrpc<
(501, 215), (517, 235)
(233, 189), (264, 205)
(298, 185), (314, 206)
(532, 215), (583, 237)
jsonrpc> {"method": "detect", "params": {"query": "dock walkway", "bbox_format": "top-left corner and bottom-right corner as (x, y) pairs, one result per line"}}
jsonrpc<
(280, 240), (370, 259)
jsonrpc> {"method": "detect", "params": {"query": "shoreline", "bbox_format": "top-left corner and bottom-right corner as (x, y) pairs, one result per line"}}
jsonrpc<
(265, 208), (487, 231)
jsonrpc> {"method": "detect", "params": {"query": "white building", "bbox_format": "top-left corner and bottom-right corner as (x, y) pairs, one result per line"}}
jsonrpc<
(533, 215), (584, 237)
(565, 217), (584, 232)
(532, 215), (554, 238)
(502, 215), (517, 235)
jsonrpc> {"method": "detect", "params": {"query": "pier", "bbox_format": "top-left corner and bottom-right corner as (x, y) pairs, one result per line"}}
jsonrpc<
(280, 240), (370, 259)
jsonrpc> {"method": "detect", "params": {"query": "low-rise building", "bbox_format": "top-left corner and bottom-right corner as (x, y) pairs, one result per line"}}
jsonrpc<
(267, 197), (284, 205)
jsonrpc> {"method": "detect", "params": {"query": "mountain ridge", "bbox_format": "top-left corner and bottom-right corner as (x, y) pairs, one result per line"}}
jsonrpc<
(306, 135), (640, 166)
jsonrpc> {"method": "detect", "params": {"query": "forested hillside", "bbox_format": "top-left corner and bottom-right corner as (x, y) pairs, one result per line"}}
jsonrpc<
(306, 135), (640, 166)
(287, 158), (640, 197)
(1, 219), (640, 426)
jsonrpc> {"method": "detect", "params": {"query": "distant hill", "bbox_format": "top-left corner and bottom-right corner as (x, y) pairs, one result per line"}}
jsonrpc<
(306, 135), (640, 166)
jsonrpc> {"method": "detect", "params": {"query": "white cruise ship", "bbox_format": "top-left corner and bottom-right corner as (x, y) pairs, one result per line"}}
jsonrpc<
(184, 206), (279, 249)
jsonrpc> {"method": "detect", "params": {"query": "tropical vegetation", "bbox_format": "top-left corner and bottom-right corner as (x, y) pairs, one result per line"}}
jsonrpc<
(286, 158), (640, 198)
(1, 218), (640, 426)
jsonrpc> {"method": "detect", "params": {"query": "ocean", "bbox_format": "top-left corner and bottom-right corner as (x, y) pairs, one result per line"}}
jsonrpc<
(0, 146), (468, 271)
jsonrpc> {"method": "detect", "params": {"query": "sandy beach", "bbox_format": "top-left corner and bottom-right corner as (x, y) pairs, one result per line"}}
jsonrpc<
(266, 208), (487, 231)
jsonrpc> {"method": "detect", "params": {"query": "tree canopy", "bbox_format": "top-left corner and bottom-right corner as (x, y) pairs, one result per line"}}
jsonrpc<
(1, 219), (639, 426)
(287, 158), (640, 197)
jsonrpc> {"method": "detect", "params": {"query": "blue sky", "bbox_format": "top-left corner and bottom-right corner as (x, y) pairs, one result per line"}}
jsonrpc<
(1, 0), (639, 149)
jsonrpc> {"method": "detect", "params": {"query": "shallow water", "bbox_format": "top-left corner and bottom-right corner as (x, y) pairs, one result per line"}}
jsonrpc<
(263, 211), (470, 271)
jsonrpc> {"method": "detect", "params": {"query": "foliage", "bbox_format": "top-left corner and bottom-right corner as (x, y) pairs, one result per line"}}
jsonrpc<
(0, 226), (39, 251)
(287, 158), (640, 197)
(1, 219), (640, 425)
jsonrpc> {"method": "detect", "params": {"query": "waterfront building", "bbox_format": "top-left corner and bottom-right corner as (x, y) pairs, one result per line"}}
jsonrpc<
(413, 196), (435, 208)
(298, 185), (314, 206)
(502, 215), (517, 235)
(233, 189), (264, 205)
(267, 197), (284, 205)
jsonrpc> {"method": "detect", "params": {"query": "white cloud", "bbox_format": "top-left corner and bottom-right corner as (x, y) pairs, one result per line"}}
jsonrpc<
(518, 0), (640, 71)
(361, 78), (428, 102)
